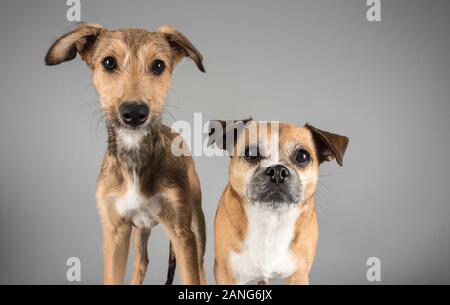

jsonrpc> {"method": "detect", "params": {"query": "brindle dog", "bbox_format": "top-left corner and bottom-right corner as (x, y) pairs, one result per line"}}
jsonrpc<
(45, 23), (206, 285)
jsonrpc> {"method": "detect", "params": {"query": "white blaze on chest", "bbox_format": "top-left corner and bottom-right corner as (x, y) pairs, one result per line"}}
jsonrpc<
(115, 174), (163, 228)
(229, 203), (301, 284)
(117, 129), (147, 149)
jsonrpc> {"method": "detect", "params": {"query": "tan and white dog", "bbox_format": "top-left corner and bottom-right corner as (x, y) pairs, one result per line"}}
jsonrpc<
(209, 119), (348, 285)
(45, 24), (206, 285)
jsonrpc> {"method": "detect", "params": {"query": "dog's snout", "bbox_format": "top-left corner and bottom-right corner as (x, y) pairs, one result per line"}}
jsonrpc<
(119, 102), (149, 127)
(265, 165), (290, 185)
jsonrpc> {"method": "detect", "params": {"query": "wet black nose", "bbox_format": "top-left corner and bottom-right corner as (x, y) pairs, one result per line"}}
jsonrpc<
(266, 165), (290, 185)
(119, 102), (149, 127)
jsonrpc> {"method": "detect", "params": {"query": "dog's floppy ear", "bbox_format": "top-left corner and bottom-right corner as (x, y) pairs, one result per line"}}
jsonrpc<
(45, 23), (105, 66)
(158, 26), (205, 73)
(208, 118), (253, 156)
(305, 123), (349, 166)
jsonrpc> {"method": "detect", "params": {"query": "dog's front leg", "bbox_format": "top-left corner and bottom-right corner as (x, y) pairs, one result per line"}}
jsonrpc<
(172, 226), (200, 285)
(130, 227), (151, 285)
(103, 221), (132, 285)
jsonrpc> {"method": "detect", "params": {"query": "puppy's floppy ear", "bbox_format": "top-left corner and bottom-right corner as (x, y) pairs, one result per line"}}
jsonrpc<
(305, 123), (349, 166)
(45, 23), (105, 66)
(158, 26), (205, 73)
(208, 117), (253, 156)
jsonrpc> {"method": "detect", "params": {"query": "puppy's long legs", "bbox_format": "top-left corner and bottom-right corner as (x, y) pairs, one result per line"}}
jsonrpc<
(161, 216), (200, 284)
(103, 221), (132, 285)
(187, 162), (206, 284)
(168, 225), (200, 284)
(191, 205), (207, 284)
(130, 227), (151, 285)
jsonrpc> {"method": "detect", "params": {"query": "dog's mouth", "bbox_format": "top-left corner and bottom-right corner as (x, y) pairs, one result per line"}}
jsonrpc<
(118, 120), (150, 131)
(253, 188), (299, 205)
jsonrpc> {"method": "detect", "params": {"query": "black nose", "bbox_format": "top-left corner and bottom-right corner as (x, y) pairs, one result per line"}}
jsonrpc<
(265, 165), (290, 185)
(119, 102), (149, 127)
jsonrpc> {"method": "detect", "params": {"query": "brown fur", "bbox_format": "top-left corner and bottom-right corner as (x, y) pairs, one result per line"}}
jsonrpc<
(46, 23), (206, 285)
(212, 121), (348, 284)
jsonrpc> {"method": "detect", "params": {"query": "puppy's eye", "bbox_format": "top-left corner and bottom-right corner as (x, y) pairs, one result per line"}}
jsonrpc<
(244, 147), (262, 162)
(150, 59), (165, 75)
(295, 149), (311, 166)
(102, 56), (117, 71)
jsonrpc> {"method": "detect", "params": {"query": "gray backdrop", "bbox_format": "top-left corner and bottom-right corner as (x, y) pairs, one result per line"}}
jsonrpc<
(1, 0), (449, 284)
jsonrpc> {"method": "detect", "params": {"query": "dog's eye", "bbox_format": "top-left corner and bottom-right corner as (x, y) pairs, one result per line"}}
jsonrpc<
(102, 56), (117, 71)
(244, 147), (262, 162)
(150, 59), (165, 75)
(295, 149), (311, 166)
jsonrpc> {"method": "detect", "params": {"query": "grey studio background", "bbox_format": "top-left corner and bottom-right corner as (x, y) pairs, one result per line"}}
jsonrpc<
(0, 0), (449, 284)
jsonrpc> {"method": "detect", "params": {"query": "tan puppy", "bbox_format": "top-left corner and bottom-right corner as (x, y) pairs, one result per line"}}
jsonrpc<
(209, 119), (348, 285)
(45, 24), (206, 285)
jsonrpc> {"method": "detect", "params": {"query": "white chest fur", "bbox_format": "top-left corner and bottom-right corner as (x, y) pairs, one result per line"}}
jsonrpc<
(115, 174), (163, 228)
(229, 203), (302, 284)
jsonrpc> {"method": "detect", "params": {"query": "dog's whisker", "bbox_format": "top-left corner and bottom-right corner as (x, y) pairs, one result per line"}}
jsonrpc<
(164, 103), (181, 110)
(80, 99), (101, 109)
(86, 106), (108, 136)
(318, 173), (337, 178)
(161, 109), (177, 123)
(317, 181), (338, 194)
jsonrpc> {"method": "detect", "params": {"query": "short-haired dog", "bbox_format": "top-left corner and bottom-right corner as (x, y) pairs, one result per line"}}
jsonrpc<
(209, 119), (348, 284)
